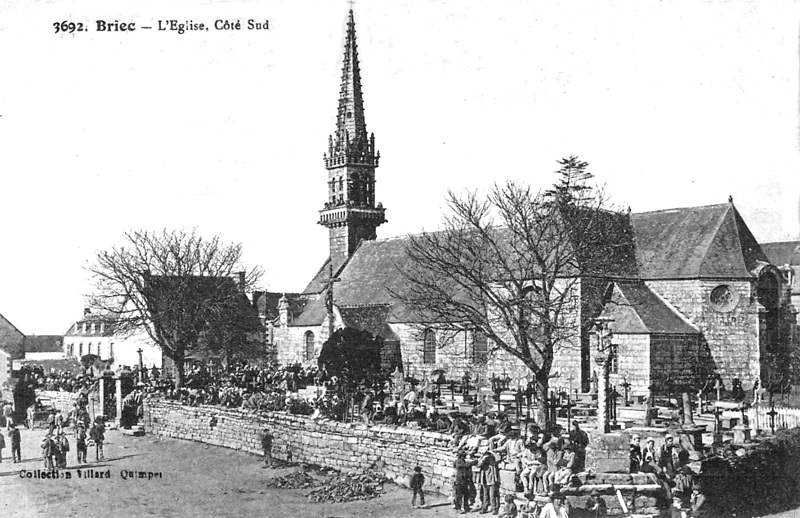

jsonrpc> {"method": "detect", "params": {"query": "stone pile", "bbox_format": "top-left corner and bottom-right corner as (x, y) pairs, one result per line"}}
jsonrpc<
(307, 469), (388, 503)
(265, 471), (317, 489)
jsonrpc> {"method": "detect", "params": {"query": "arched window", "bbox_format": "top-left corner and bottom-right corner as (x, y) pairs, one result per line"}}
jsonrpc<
(472, 329), (488, 360)
(423, 329), (436, 364)
(304, 331), (315, 361)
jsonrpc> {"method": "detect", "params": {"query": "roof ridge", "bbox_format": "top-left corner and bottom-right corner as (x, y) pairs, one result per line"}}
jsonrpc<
(631, 202), (730, 217)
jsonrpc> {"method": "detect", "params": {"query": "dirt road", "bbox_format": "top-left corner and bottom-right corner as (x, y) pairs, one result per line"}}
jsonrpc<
(0, 426), (450, 518)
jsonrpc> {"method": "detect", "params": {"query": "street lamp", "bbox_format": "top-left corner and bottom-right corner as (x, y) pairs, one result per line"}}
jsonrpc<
(593, 317), (614, 433)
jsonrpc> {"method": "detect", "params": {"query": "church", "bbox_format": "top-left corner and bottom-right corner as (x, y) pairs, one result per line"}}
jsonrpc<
(268, 10), (799, 398)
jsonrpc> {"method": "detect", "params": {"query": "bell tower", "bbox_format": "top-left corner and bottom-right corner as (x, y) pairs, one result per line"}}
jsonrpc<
(319, 9), (386, 273)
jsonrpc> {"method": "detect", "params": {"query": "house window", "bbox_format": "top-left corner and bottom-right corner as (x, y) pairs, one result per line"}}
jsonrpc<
(423, 329), (436, 364)
(472, 329), (488, 360)
(610, 344), (619, 374)
(78, 343), (83, 357)
(68, 343), (74, 357)
(109, 342), (114, 359)
(304, 331), (315, 361)
(88, 343), (93, 355)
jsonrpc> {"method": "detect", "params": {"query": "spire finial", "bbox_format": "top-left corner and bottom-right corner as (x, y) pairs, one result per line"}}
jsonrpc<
(728, 195), (733, 204)
(348, 0), (355, 10)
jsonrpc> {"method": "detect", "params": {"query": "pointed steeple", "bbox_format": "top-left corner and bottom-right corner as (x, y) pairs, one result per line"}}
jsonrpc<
(319, 8), (386, 273)
(327, 10), (376, 164)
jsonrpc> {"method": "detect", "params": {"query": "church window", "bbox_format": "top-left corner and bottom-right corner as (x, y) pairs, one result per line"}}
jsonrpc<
(423, 329), (436, 364)
(709, 285), (738, 312)
(304, 331), (315, 361)
(610, 344), (619, 374)
(472, 329), (488, 361)
(339, 178), (344, 192)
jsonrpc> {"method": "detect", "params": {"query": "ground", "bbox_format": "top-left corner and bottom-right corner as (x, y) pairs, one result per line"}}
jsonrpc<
(0, 426), (450, 518)
(2, 426), (800, 518)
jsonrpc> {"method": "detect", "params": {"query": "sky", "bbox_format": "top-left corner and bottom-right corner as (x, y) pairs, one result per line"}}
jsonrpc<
(1, 0), (800, 335)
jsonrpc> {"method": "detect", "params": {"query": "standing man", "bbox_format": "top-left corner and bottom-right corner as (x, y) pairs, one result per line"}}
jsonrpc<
(9, 423), (21, 463)
(261, 428), (273, 468)
(75, 422), (88, 464)
(0, 428), (5, 462)
(41, 434), (54, 471)
(477, 450), (500, 514)
(658, 435), (676, 480)
(453, 450), (478, 514)
(89, 418), (105, 461)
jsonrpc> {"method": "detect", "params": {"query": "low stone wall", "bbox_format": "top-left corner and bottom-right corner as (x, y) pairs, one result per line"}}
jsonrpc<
(142, 398), (457, 495)
(37, 390), (79, 414)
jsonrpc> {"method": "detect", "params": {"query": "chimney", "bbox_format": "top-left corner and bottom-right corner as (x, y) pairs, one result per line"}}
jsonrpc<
(238, 271), (246, 294)
(84, 308), (91, 316)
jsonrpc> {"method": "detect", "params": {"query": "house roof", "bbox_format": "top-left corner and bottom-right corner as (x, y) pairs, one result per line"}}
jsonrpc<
(22, 335), (64, 353)
(600, 282), (699, 335)
(631, 203), (768, 279)
(0, 312), (25, 359)
(761, 241), (800, 266)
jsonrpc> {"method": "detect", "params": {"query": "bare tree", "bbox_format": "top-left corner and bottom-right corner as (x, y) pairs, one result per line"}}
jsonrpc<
(393, 157), (635, 426)
(86, 229), (263, 389)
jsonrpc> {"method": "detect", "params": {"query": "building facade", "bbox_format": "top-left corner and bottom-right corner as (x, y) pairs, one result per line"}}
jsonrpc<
(62, 308), (162, 370)
(270, 10), (799, 396)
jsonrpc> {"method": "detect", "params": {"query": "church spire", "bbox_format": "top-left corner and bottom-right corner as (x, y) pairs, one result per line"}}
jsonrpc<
(319, 8), (385, 273)
(326, 9), (377, 165)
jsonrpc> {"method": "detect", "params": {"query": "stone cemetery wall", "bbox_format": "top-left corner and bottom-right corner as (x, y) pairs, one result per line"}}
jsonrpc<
(142, 398), (458, 495)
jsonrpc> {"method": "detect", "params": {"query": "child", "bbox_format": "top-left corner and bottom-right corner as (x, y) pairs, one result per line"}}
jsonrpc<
(586, 489), (607, 517)
(498, 493), (517, 518)
(9, 424), (20, 463)
(410, 465), (425, 508)
(75, 422), (87, 464)
(261, 428), (273, 468)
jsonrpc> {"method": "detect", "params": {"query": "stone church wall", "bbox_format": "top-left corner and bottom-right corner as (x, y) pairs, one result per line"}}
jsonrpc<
(142, 398), (459, 495)
(606, 334), (651, 396)
(646, 279), (759, 384)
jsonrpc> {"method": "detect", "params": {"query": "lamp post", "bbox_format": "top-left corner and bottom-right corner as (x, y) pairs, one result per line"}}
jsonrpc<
(594, 317), (614, 434)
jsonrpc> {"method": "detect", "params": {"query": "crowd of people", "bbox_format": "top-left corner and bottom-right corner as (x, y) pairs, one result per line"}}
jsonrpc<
(630, 433), (699, 516)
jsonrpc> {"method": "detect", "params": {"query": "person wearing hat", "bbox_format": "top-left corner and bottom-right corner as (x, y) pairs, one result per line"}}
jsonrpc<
(41, 433), (54, 470)
(410, 465), (425, 508)
(261, 427), (274, 468)
(75, 421), (87, 464)
(9, 423), (21, 463)
(453, 450), (478, 514)
(629, 434), (643, 473)
(539, 492), (569, 518)
(476, 450), (500, 514)
(658, 435), (676, 480)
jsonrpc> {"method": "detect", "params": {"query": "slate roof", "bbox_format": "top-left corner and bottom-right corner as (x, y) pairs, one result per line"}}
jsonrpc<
(0, 313), (25, 359)
(631, 203), (768, 279)
(761, 241), (800, 266)
(338, 305), (400, 341)
(294, 202), (771, 328)
(600, 282), (699, 335)
(22, 335), (64, 353)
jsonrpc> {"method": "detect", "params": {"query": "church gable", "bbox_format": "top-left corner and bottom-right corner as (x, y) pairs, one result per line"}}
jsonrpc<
(600, 282), (699, 335)
(632, 202), (767, 280)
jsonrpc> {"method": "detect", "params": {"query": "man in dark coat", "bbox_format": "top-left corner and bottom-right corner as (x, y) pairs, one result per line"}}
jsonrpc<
(9, 424), (21, 463)
(453, 450), (478, 514)
(629, 435), (643, 473)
